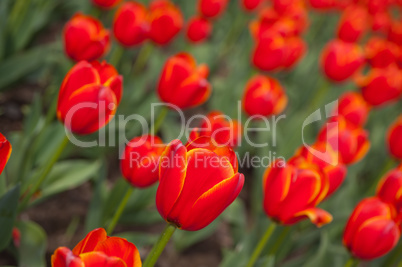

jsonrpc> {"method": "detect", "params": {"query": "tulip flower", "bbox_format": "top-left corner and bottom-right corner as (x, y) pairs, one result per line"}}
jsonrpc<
(318, 116), (370, 165)
(157, 53), (211, 109)
(156, 138), (244, 231)
(289, 142), (347, 198)
(63, 13), (110, 62)
(113, 1), (149, 47)
(57, 61), (122, 135)
(0, 133), (11, 176)
(372, 11), (391, 34)
(186, 16), (212, 43)
(377, 165), (402, 213)
(388, 19), (402, 46)
(243, 74), (288, 118)
(199, 0), (229, 18)
(241, 0), (263, 11)
(334, 92), (370, 127)
(321, 39), (364, 82)
(387, 116), (402, 160)
(365, 37), (400, 69)
(149, 0), (183, 45)
(51, 228), (142, 266)
(337, 5), (368, 43)
(358, 65), (402, 106)
(263, 159), (332, 226)
(92, 0), (122, 9)
(188, 111), (242, 148)
(121, 135), (165, 188)
(343, 197), (400, 260)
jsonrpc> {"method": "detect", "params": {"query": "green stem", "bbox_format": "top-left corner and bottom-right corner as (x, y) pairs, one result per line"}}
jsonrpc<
(106, 186), (135, 235)
(18, 135), (69, 211)
(109, 45), (125, 67)
(143, 224), (176, 267)
(152, 106), (169, 135)
(132, 42), (153, 75)
(344, 257), (358, 267)
(246, 222), (277, 267)
(268, 227), (290, 256)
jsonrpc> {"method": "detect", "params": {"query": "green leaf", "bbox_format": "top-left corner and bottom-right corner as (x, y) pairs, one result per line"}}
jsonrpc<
(23, 93), (43, 136)
(16, 220), (47, 267)
(0, 184), (20, 251)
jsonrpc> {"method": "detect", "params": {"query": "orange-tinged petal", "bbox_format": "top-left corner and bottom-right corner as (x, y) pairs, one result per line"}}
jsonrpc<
(52, 247), (85, 267)
(73, 228), (108, 255)
(291, 207), (333, 227)
(80, 251), (127, 267)
(94, 237), (142, 267)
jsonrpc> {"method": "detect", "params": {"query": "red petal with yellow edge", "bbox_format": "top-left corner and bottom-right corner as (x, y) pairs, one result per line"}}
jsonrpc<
(94, 237), (142, 267)
(58, 61), (100, 112)
(80, 252), (127, 267)
(91, 61), (118, 85)
(156, 140), (187, 220)
(177, 173), (244, 231)
(343, 197), (394, 248)
(104, 75), (123, 105)
(59, 85), (117, 135)
(289, 207), (333, 227)
(73, 228), (108, 255)
(351, 218), (400, 260)
(52, 247), (84, 267)
(376, 167), (402, 212)
(166, 148), (236, 227)
(174, 75), (211, 109)
(0, 133), (12, 176)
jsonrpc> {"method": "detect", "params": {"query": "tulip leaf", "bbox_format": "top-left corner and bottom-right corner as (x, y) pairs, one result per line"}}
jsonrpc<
(0, 184), (20, 251)
(16, 220), (47, 267)
(23, 93), (43, 137)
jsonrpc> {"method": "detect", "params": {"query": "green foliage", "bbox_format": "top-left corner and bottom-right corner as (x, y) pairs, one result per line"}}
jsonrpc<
(0, 185), (20, 251)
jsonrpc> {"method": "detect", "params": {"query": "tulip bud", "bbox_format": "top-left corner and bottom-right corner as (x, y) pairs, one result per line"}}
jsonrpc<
(318, 116), (370, 165)
(241, 0), (263, 11)
(358, 65), (402, 106)
(0, 133), (12, 176)
(113, 1), (149, 47)
(52, 228), (142, 266)
(376, 165), (402, 213)
(63, 13), (110, 62)
(121, 135), (165, 188)
(334, 92), (370, 127)
(186, 16), (212, 43)
(57, 61), (123, 135)
(92, 0), (122, 9)
(242, 74), (288, 118)
(188, 111), (242, 148)
(337, 5), (368, 43)
(343, 197), (400, 260)
(321, 39), (364, 82)
(149, 0), (183, 45)
(156, 138), (244, 231)
(157, 53), (211, 109)
(199, 0), (229, 18)
(263, 159), (332, 226)
(365, 37), (400, 69)
(387, 116), (402, 160)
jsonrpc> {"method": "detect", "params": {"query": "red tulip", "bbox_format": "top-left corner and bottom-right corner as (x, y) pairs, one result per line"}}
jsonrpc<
(263, 159), (332, 226)
(157, 53), (211, 109)
(372, 11), (392, 33)
(358, 65), (402, 106)
(337, 5), (368, 43)
(389, 19), (402, 46)
(199, 0), (229, 18)
(52, 228), (142, 267)
(156, 138), (244, 231)
(92, 0), (122, 9)
(113, 1), (149, 47)
(57, 61), (122, 135)
(290, 142), (347, 198)
(148, 0), (183, 45)
(186, 16), (212, 43)
(334, 92), (370, 127)
(387, 116), (402, 160)
(343, 197), (400, 260)
(188, 111), (242, 148)
(241, 0), (263, 11)
(365, 37), (400, 69)
(63, 13), (110, 62)
(242, 74), (288, 118)
(318, 116), (370, 165)
(321, 39), (364, 82)
(121, 135), (165, 188)
(377, 165), (402, 213)
(0, 133), (11, 176)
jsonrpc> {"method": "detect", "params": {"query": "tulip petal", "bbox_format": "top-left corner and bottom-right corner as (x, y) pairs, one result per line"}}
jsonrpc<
(0, 133), (12, 176)
(291, 207), (333, 227)
(73, 228), (108, 255)
(80, 251), (127, 267)
(94, 237), (142, 267)
(52, 247), (85, 267)
(104, 75), (123, 105)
